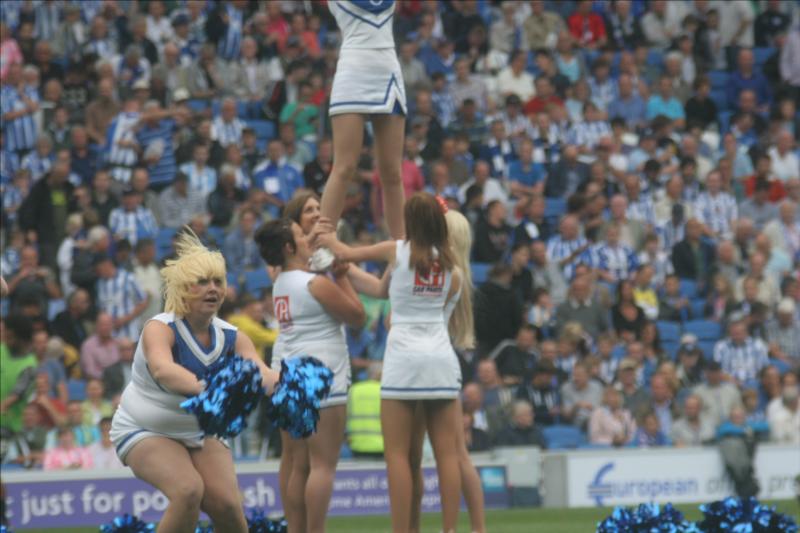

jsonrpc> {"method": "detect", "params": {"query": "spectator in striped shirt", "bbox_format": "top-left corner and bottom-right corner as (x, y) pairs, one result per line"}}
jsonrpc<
(1, 62), (39, 155)
(135, 100), (180, 188)
(94, 255), (149, 341)
(20, 134), (52, 182)
(694, 170), (738, 239)
(589, 223), (639, 283)
(108, 186), (158, 247)
(179, 143), (217, 199)
(211, 97), (244, 149)
(567, 102), (612, 154)
(623, 174), (656, 227)
(713, 320), (769, 386)
(547, 214), (590, 280)
(157, 171), (206, 229)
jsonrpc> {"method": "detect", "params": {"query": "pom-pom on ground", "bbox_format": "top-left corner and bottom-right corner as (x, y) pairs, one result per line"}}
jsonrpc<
(267, 356), (333, 438)
(246, 509), (288, 533)
(597, 503), (699, 532)
(697, 497), (798, 533)
(99, 514), (155, 533)
(181, 354), (265, 439)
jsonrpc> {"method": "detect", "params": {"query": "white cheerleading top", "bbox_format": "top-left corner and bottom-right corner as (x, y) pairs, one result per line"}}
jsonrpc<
(124, 312), (237, 412)
(272, 270), (346, 356)
(328, 0), (396, 50)
(389, 241), (453, 325)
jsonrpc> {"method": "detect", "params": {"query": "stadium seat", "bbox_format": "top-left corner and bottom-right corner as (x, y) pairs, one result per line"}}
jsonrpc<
(683, 320), (721, 341)
(708, 70), (728, 90)
(543, 424), (587, 449)
(690, 298), (706, 319)
(207, 226), (226, 247)
(717, 110), (733, 133)
(245, 119), (276, 141)
(753, 47), (774, 66)
(471, 263), (492, 285)
(709, 90), (728, 112)
(698, 340), (716, 360)
(769, 358), (791, 375)
(226, 271), (240, 291)
(244, 269), (272, 296)
(646, 49), (663, 67)
(67, 379), (87, 401)
(47, 299), (66, 321)
(662, 340), (680, 360)
(186, 99), (209, 113)
(656, 321), (681, 342)
(156, 227), (177, 261)
(678, 280), (697, 299)
(544, 198), (567, 220)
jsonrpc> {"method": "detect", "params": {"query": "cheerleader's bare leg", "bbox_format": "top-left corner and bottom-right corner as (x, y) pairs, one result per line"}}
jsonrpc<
(371, 114), (407, 240)
(278, 430), (293, 518)
(381, 398), (417, 533)
(304, 405), (347, 533)
(286, 438), (310, 533)
(189, 438), (248, 533)
(320, 114), (365, 230)
(455, 399), (486, 533)
(125, 437), (205, 533)
(424, 399), (462, 533)
(408, 404), (427, 533)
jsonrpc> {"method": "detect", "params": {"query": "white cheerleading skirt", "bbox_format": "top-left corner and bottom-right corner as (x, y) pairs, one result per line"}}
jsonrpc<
(271, 341), (351, 408)
(110, 385), (227, 464)
(329, 48), (407, 116)
(381, 323), (462, 400)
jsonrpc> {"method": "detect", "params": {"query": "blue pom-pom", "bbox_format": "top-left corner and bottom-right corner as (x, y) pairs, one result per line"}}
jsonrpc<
(181, 354), (265, 438)
(697, 497), (798, 533)
(267, 356), (333, 439)
(597, 503), (697, 532)
(1, 525), (13, 533)
(246, 509), (288, 533)
(99, 514), (155, 533)
(194, 522), (213, 533)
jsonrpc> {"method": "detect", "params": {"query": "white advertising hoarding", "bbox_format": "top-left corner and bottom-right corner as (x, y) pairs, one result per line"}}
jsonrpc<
(561, 445), (799, 507)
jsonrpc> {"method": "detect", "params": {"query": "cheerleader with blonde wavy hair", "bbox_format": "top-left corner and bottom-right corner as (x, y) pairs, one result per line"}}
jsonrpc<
(110, 229), (279, 533)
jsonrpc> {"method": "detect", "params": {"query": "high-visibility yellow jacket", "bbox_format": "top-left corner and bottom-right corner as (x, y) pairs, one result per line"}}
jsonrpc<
(346, 379), (383, 454)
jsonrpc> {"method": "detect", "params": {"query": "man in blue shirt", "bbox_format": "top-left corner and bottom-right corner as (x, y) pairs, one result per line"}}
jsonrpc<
(727, 48), (772, 111)
(608, 73), (646, 130)
(646, 76), (685, 128)
(253, 139), (303, 219)
(135, 102), (181, 189)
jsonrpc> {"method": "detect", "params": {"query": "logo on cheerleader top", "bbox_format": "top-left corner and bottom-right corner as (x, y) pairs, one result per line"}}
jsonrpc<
(274, 296), (293, 331)
(413, 262), (445, 295)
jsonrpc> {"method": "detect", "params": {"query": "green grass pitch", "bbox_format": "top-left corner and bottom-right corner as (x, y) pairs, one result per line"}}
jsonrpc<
(16, 500), (799, 533)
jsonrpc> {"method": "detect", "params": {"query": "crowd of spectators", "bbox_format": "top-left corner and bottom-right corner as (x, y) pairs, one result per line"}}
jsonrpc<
(1, 0), (800, 471)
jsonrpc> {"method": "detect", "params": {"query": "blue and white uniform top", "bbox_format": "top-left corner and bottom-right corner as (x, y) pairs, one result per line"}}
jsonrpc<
(271, 270), (350, 407)
(328, 0), (396, 50)
(110, 312), (237, 461)
(327, 0), (406, 116)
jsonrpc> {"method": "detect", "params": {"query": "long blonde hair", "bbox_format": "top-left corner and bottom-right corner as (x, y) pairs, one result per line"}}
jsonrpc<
(161, 229), (227, 317)
(445, 210), (475, 350)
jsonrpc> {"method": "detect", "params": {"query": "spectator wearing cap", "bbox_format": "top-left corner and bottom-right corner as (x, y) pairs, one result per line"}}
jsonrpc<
(676, 336), (705, 389)
(768, 385), (800, 445)
(589, 386), (636, 446)
(766, 298), (800, 367)
(496, 50), (535, 103)
(713, 319), (770, 386)
(94, 255), (149, 341)
(157, 170), (206, 229)
(108, 186), (158, 247)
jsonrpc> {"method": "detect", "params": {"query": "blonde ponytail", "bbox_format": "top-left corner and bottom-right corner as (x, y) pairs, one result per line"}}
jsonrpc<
(445, 210), (475, 350)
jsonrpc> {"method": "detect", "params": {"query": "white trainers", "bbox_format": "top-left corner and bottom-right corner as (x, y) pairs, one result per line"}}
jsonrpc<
(309, 247), (335, 272)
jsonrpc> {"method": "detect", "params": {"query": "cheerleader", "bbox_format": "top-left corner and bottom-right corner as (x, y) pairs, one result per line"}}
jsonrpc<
(318, 193), (466, 533)
(320, 0), (407, 242)
(254, 219), (365, 533)
(110, 231), (279, 532)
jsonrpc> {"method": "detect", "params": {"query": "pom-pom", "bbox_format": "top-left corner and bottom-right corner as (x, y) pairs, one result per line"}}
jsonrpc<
(1, 525), (13, 533)
(597, 503), (699, 533)
(194, 523), (213, 533)
(246, 509), (288, 533)
(267, 356), (333, 438)
(697, 497), (798, 533)
(99, 514), (155, 533)
(181, 354), (265, 438)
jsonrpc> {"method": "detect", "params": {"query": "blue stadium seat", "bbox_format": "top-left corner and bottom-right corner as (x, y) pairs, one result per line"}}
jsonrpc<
(47, 299), (66, 320)
(708, 70), (728, 90)
(717, 110), (733, 133)
(690, 298), (706, 319)
(683, 320), (721, 341)
(709, 90), (728, 112)
(226, 271), (240, 291)
(662, 340), (680, 360)
(186, 99), (209, 113)
(678, 280), (697, 299)
(207, 226), (226, 247)
(67, 379), (87, 401)
(244, 269), (273, 296)
(753, 47), (774, 66)
(544, 198), (566, 220)
(156, 227), (176, 261)
(245, 120), (275, 141)
(656, 321), (681, 342)
(698, 340), (716, 360)
(471, 263), (492, 285)
(543, 424), (586, 449)
(646, 49), (664, 67)
(769, 358), (791, 375)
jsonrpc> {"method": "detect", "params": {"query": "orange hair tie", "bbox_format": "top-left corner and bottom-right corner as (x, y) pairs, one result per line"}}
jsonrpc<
(435, 195), (449, 214)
